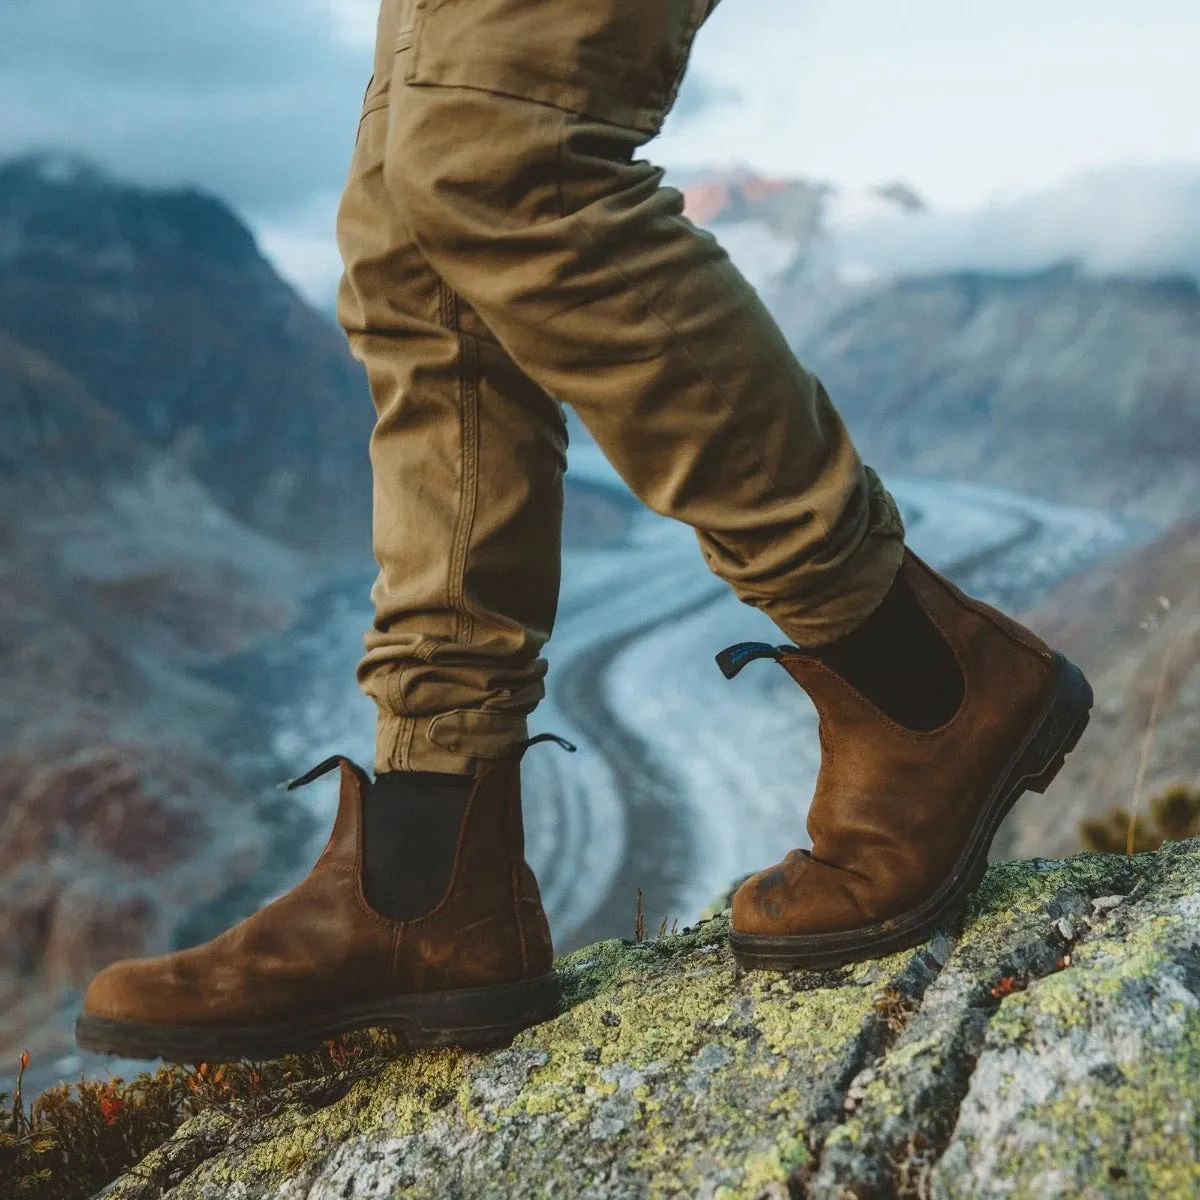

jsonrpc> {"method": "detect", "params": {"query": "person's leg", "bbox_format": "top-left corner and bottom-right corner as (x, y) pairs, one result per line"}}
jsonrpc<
(383, 0), (906, 647)
(377, 0), (1092, 971)
(339, 6), (568, 777)
(74, 0), (571, 1062)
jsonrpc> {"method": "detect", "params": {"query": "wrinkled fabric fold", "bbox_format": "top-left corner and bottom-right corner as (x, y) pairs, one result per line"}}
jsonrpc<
(337, 0), (904, 772)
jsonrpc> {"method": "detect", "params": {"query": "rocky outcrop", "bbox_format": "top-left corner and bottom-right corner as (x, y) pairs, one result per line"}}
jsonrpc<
(105, 840), (1200, 1199)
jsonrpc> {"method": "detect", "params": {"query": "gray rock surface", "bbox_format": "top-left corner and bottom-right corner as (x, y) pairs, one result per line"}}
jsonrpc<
(106, 840), (1200, 1199)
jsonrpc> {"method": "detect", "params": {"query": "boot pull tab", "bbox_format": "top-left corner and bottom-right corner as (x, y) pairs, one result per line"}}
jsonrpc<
(284, 754), (357, 791)
(715, 641), (787, 680)
(511, 732), (578, 756)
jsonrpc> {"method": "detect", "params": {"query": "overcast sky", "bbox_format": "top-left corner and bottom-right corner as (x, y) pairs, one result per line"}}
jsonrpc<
(2, 0), (1197, 305)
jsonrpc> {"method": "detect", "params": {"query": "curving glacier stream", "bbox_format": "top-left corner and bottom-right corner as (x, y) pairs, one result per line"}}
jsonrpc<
(268, 437), (1150, 952)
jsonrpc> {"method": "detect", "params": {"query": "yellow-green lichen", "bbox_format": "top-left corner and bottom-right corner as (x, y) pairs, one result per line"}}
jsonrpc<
(933, 844), (1200, 1199)
(134, 916), (897, 1199)
(947, 1019), (1200, 1200)
(93, 843), (1200, 1200)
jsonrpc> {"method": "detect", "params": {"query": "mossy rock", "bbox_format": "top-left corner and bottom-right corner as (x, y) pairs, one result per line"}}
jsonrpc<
(99, 841), (1200, 1199)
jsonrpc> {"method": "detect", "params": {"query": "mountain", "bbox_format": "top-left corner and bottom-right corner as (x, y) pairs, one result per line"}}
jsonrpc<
(681, 169), (832, 241)
(0, 327), (309, 1072)
(790, 268), (1200, 526)
(0, 152), (374, 561)
(683, 168), (1200, 527)
(0, 328), (303, 667)
(998, 515), (1200, 860)
(679, 169), (925, 243)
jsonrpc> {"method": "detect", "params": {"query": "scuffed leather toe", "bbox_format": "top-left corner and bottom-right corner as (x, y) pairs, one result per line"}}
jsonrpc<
(726, 547), (1091, 969)
(732, 849), (870, 938)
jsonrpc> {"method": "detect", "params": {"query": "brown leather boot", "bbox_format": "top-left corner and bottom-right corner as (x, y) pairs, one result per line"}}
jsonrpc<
(75, 736), (569, 1062)
(722, 547), (1093, 971)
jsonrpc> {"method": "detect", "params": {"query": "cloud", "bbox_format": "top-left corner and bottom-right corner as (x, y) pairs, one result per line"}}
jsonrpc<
(828, 165), (1200, 286)
(6, 2), (1194, 307)
(0, 0), (370, 221)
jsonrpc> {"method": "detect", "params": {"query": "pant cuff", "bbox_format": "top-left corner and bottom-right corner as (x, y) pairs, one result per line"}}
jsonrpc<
(375, 707), (532, 775)
(761, 471), (907, 647)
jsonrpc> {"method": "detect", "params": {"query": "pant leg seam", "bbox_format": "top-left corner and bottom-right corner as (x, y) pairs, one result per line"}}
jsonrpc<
(441, 282), (480, 650)
(386, 637), (443, 770)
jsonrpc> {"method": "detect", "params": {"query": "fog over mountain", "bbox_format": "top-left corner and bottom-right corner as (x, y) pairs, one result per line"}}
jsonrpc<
(674, 161), (1200, 291)
(680, 164), (1200, 527)
(827, 164), (1200, 287)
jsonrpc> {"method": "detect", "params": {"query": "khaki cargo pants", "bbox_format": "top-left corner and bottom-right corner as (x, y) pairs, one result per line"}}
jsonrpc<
(336, 0), (906, 774)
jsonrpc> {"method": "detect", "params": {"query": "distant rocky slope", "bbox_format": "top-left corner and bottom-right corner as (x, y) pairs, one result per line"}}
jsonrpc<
(0, 327), (306, 1072)
(0, 152), (374, 559)
(0, 151), (383, 1076)
(684, 170), (1200, 528)
(0, 153), (630, 1084)
(793, 268), (1200, 527)
(102, 840), (1200, 1199)
(1001, 517), (1200, 861)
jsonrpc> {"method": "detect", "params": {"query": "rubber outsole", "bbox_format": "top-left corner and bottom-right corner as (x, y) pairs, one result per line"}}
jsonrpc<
(729, 651), (1094, 972)
(75, 972), (562, 1063)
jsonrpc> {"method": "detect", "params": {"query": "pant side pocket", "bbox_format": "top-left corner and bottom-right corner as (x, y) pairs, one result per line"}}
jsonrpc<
(402, 0), (703, 137)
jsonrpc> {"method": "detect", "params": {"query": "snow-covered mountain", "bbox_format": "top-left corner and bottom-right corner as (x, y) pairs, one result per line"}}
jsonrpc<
(680, 166), (1200, 526)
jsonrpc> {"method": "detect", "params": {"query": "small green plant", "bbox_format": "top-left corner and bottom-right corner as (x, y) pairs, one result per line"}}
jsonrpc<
(0, 1030), (402, 1200)
(1080, 783), (1200, 855)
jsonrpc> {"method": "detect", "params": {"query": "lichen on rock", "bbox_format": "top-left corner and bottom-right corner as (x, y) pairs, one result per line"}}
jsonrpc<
(105, 841), (1200, 1199)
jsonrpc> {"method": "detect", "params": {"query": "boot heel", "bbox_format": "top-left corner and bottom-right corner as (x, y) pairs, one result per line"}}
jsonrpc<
(1026, 708), (1090, 793)
(1021, 655), (1093, 794)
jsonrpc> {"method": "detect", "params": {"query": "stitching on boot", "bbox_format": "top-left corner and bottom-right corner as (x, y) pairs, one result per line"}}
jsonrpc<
(786, 637), (975, 744)
(911, 552), (1053, 664)
(390, 924), (405, 986)
(341, 769), (403, 930)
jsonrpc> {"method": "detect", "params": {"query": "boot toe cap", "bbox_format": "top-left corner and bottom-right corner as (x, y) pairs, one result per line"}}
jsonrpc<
(83, 954), (197, 1025)
(732, 850), (871, 938)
